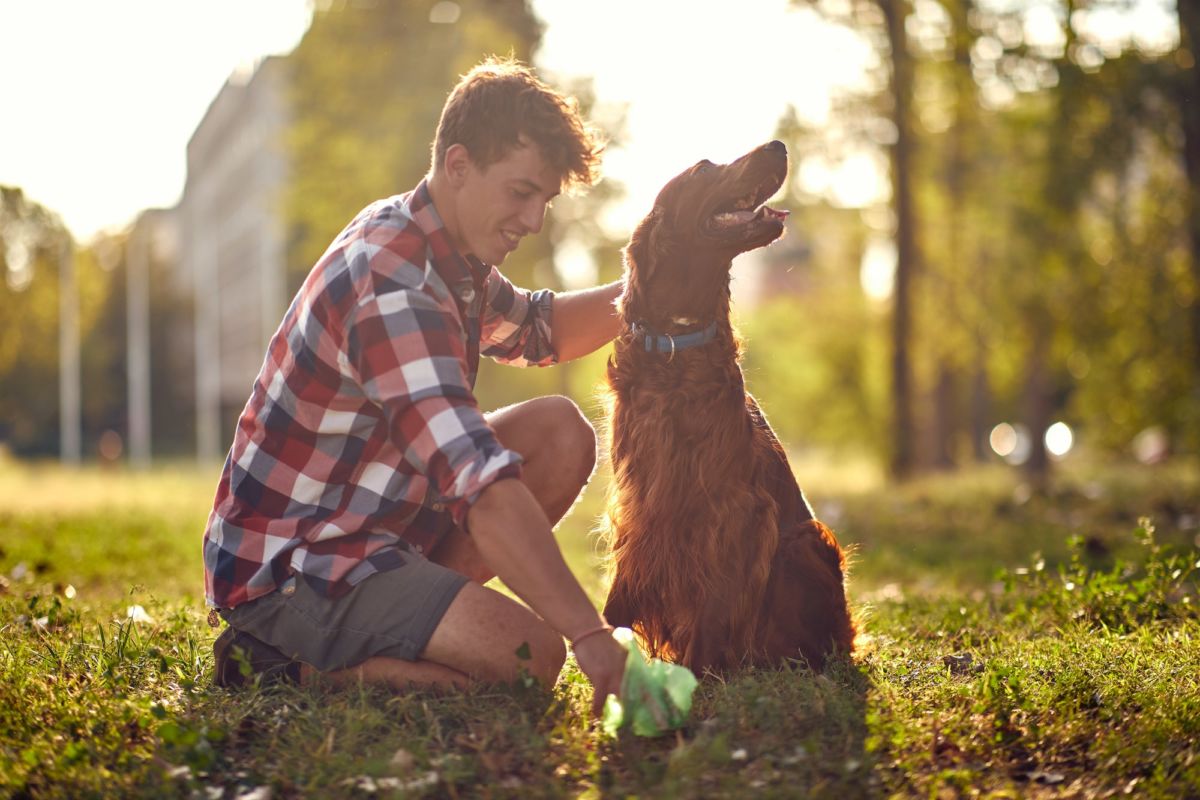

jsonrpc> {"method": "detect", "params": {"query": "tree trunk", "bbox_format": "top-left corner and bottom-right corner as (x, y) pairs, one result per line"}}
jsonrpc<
(1177, 4), (1200, 379)
(933, 364), (958, 469)
(930, 0), (975, 473)
(882, 0), (918, 481)
(970, 353), (990, 462)
(1022, 322), (1052, 489)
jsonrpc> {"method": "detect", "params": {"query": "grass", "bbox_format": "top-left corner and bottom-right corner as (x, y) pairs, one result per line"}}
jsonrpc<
(1, 454), (1198, 798)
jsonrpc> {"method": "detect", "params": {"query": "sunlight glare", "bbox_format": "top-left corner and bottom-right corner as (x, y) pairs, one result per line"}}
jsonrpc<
(860, 237), (896, 302)
(554, 239), (598, 291)
(991, 422), (1034, 465)
(429, 1), (460, 24)
(1023, 5), (1066, 56)
(4, 239), (33, 292)
(989, 423), (1018, 458)
(831, 151), (888, 208)
(1044, 421), (1074, 459)
(1132, 426), (1169, 465)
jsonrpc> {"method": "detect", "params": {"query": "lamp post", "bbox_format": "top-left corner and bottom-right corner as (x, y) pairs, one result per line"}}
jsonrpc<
(59, 238), (80, 464)
(127, 220), (151, 467)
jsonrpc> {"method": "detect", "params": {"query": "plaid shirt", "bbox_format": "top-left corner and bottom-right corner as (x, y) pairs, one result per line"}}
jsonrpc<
(203, 180), (557, 609)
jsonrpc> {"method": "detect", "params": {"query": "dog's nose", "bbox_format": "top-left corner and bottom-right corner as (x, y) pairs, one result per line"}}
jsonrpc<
(765, 140), (787, 154)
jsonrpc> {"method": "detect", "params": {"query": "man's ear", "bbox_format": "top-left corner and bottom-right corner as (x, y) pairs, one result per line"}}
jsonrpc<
(443, 143), (473, 188)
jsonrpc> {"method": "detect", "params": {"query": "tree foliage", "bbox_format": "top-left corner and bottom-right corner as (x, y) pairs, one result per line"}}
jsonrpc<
(284, 0), (543, 289)
(0, 187), (73, 453)
(770, 0), (1199, 473)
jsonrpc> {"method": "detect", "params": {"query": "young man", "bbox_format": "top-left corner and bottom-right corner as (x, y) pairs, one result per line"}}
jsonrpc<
(203, 57), (626, 712)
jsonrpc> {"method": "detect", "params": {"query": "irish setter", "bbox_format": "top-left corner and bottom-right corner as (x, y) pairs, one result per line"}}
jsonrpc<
(601, 140), (855, 674)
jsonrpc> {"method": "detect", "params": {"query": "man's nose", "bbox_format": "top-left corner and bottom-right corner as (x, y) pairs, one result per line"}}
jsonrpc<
(520, 201), (546, 235)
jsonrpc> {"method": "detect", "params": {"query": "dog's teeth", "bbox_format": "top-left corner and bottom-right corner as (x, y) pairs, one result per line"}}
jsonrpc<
(712, 210), (756, 228)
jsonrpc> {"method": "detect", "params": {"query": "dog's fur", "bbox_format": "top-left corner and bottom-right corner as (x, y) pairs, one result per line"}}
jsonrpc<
(601, 141), (855, 673)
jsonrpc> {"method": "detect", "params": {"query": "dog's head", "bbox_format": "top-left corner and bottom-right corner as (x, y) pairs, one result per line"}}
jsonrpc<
(623, 140), (788, 326)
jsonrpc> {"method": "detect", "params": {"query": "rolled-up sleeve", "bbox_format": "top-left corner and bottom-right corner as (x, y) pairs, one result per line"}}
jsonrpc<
(479, 266), (558, 367)
(347, 285), (522, 524)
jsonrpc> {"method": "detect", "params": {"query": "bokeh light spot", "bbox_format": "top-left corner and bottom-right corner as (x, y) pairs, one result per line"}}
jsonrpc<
(1045, 421), (1074, 458)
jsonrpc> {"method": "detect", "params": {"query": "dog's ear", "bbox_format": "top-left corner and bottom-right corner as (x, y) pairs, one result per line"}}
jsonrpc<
(625, 207), (662, 282)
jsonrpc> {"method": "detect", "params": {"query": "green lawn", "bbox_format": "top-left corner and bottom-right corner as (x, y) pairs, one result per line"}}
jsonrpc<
(1, 454), (1198, 798)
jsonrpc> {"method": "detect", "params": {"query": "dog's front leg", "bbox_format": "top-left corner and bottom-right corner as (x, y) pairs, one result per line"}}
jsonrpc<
(681, 594), (731, 673)
(602, 576), (636, 629)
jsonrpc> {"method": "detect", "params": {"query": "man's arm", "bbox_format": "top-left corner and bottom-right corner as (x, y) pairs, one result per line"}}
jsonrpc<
(467, 477), (626, 711)
(550, 280), (623, 362)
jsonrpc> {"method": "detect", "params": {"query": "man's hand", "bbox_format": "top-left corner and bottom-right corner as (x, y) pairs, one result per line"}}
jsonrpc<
(572, 630), (628, 716)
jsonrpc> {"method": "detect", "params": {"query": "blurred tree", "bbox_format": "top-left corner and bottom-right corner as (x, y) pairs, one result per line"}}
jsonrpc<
(80, 226), (197, 458)
(78, 235), (128, 452)
(782, 0), (1198, 478)
(1174, 1), (1200, 394)
(284, 0), (626, 419)
(284, 0), (542, 290)
(740, 198), (890, 456)
(964, 0), (1197, 473)
(915, 0), (985, 469)
(146, 243), (196, 456)
(880, 0), (920, 480)
(0, 187), (121, 456)
(792, 0), (922, 479)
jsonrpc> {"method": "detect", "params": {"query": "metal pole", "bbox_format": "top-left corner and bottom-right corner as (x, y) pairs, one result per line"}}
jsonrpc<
(127, 222), (151, 467)
(58, 240), (80, 464)
(194, 219), (220, 462)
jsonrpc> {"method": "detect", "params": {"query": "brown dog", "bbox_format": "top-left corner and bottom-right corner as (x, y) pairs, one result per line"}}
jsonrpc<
(601, 140), (855, 673)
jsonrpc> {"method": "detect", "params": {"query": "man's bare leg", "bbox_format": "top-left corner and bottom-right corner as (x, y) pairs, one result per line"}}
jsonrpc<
(306, 395), (596, 691)
(428, 395), (597, 583)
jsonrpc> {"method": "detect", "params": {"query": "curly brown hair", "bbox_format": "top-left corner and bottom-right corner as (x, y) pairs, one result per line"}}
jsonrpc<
(431, 56), (604, 191)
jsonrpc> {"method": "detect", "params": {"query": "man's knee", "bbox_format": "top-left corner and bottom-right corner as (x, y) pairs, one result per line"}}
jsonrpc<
(522, 623), (567, 686)
(536, 395), (597, 486)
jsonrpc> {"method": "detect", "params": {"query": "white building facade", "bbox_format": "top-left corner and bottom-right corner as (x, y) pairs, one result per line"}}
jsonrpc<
(178, 57), (290, 462)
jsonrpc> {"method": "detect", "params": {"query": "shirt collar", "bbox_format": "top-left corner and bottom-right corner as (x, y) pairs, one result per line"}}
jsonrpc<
(409, 179), (490, 291)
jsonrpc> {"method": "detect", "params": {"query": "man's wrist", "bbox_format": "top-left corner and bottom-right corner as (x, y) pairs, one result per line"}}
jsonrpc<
(570, 623), (613, 648)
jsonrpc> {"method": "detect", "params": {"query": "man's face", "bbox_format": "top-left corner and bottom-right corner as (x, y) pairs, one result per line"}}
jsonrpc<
(450, 142), (562, 265)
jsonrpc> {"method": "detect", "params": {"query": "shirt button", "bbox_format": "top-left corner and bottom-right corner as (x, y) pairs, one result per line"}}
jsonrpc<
(458, 287), (475, 304)
(282, 583), (296, 596)
(431, 501), (445, 512)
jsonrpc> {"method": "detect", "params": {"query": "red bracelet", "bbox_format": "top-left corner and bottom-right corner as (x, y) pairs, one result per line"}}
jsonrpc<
(570, 624), (613, 648)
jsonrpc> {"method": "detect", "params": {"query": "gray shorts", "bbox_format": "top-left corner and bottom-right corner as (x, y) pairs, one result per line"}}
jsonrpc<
(220, 552), (468, 672)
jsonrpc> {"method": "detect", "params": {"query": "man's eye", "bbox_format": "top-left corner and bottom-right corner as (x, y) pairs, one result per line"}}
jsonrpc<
(512, 189), (533, 200)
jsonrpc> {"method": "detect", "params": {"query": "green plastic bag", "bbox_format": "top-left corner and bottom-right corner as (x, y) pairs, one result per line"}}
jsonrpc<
(600, 627), (699, 737)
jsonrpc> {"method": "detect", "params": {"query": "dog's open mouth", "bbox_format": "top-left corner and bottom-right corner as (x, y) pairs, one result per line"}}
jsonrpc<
(706, 176), (789, 236)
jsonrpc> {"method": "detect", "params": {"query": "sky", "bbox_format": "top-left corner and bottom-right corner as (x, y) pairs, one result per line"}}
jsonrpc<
(0, 0), (1178, 245)
(0, 0), (311, 240)
(0, 0), (877, 243)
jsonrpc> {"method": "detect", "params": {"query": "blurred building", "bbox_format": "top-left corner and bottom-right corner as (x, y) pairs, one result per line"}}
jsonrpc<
(178, 56), (289, 461)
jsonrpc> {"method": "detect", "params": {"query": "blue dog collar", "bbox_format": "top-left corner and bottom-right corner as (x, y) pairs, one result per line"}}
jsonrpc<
(631, 320), (718, 361)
